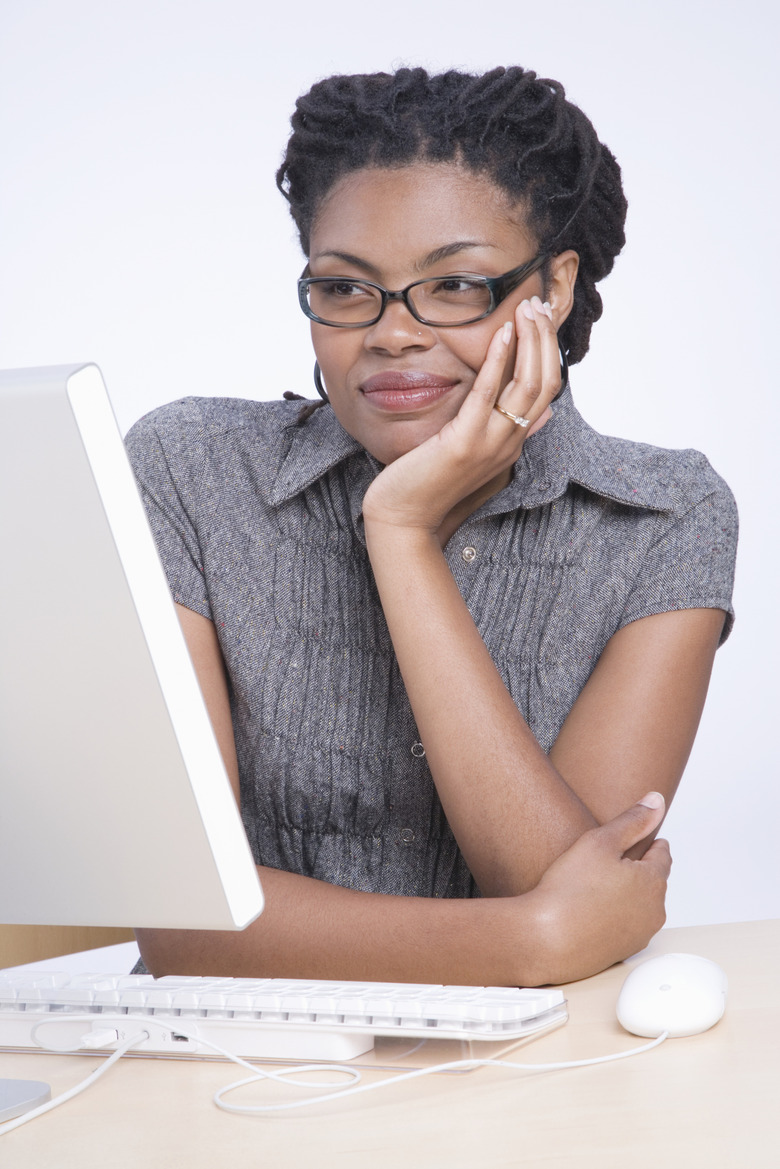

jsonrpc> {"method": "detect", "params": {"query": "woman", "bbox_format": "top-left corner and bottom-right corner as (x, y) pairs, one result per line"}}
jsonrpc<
(128, 67), (736, 985)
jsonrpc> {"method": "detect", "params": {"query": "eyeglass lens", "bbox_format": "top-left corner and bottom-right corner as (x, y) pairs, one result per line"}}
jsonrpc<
(304, 277), (494, 326)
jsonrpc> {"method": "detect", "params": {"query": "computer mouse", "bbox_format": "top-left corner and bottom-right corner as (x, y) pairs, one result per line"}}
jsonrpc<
(616, 952), (728, 1038)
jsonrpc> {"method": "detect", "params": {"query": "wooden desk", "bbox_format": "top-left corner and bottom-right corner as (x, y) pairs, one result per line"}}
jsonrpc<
(1, 920), (778, 1169)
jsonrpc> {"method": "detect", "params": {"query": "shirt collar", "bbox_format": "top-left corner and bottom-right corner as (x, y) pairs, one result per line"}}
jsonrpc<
(269, 404), (368, 506)
(270, 387), (679, 514)
(478, 386), (680, 518)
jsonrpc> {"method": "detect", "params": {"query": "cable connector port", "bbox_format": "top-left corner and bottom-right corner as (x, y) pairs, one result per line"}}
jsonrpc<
(80, 1029), (121, 1049)
(80, 1019), (199, 1052)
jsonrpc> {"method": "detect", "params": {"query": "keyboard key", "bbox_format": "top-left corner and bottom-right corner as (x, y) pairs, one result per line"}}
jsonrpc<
(0, 971), (567, 1061)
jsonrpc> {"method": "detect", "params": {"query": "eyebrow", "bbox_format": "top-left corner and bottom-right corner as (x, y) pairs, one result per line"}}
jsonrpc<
(422, 241), (497, 268)
(311, 241), (498, 278)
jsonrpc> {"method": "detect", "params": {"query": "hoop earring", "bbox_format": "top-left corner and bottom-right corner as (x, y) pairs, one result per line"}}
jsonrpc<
(554, 337), (570, 401)
(313, 362), (329, 403)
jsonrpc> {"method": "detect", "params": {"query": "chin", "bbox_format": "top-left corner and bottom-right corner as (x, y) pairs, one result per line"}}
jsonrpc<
(360, 410), (458, 466)
(362, 427), (433, 466)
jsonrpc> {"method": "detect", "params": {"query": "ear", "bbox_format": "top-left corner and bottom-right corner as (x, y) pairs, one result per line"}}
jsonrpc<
(547, 250), (579, 330)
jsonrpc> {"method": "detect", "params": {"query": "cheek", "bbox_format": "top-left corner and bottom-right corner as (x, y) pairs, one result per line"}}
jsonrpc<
(312, 330), (361, 389)
(310, 334), (364, 423)
(460, 316), (522, 388)
(446, 326), (504, 383)
(456, 336), (491, 372)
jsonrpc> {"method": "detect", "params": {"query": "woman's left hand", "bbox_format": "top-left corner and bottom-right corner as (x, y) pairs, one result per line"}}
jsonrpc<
(362, 295), (561, 534)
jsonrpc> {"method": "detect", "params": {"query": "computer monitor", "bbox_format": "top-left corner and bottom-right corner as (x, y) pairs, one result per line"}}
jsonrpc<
(0, 363), (264, 933)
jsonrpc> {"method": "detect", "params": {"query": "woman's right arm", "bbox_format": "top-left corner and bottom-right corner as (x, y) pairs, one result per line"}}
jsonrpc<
(135, 605), (671, 987)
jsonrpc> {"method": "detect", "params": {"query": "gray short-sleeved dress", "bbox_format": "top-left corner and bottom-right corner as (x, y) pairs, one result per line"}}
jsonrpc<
(125, 387), (737, 900)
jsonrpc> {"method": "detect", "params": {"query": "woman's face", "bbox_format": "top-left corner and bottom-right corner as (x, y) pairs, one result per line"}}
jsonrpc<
(306, 162), (574, 465)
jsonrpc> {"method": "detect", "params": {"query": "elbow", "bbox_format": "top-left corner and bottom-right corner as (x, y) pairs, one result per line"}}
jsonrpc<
(134, 928), (192, 977)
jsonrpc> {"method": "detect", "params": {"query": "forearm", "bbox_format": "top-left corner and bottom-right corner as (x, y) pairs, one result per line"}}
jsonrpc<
(136, 864), (546, 986)
(364, 521), (596, 896)
(136, 796), (671, 988)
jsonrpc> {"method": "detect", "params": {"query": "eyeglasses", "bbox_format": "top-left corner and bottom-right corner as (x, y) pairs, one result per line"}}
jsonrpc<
(297, 252), (550, 328)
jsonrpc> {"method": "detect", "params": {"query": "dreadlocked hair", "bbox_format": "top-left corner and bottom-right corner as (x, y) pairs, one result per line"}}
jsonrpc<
(276, 66), (626, 365)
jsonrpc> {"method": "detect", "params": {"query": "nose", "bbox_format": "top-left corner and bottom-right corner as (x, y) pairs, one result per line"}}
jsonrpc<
(363, 299), (436, 356)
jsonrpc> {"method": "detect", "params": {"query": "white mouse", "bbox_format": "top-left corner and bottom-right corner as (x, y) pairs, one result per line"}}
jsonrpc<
(616, 952), (728, 1038)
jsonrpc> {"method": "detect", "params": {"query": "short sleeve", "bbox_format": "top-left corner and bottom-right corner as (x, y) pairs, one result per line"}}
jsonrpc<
(618, 480), (738, 644)
(124, 410), (213, 620)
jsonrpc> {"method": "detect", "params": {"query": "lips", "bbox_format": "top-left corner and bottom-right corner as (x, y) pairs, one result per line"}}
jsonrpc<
(360, 370), (458, 411)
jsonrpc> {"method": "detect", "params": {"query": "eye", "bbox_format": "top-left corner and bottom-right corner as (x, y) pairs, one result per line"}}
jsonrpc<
(305, 279), (383, 323)
(429, 277), (485, 295)
(420, 277), (491, 310)
(316, 280), (374, 299)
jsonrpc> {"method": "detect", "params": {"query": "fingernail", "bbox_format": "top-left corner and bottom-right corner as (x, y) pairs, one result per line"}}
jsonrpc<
(638, 792), (665, 810)
(502, 320), (513, 343)
(542, 301), (554, 319)
(520, 300), (535, 321)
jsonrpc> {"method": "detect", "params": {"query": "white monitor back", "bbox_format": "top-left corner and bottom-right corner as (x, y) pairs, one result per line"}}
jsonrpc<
(0, 364), (263, 930)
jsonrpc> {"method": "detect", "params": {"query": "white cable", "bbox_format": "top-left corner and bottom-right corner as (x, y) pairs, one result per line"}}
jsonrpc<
(123, 1023), (363, 1091)
(154, 1024), (670, 1115)
(0, 1029), (149, 1135)
(217, 1033), (670, 1114)
(0, 1013), (670, 1124)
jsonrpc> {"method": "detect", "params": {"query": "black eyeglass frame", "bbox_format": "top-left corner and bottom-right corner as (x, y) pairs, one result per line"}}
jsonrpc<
(297, 252), (552, 328)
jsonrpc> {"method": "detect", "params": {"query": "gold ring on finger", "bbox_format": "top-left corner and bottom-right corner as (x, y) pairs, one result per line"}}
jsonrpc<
(494, 404), (531, 428)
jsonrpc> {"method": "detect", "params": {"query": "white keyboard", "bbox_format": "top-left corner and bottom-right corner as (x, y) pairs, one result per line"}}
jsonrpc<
(0, 971), (567, 1062)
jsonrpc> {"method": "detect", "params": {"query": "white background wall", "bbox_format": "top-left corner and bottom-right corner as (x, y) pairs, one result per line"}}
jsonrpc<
(1, 0), (777, 927)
